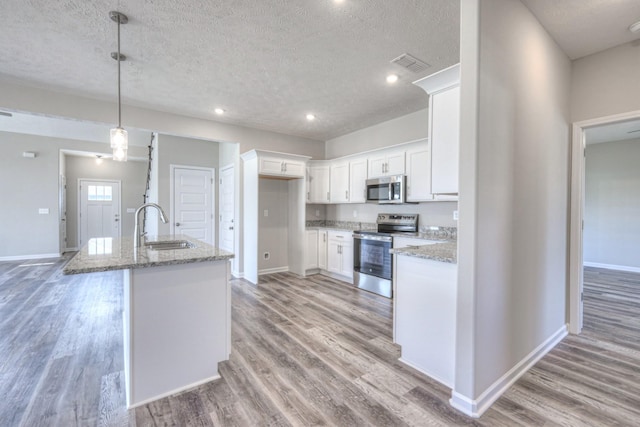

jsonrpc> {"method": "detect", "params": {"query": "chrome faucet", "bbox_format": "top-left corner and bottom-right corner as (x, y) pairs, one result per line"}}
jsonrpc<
(134, 203), (168, 247)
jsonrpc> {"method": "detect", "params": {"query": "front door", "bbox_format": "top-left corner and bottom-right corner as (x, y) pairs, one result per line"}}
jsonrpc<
(79, 179), (121, 246)
(219, 165), (235, 269)
(172, 167), (214, 244)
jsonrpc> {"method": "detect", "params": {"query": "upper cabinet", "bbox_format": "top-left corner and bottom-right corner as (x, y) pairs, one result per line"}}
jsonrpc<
(330, 162), (350, 203)
(368, 149), (405, 179)
(307, 162), (330, 203)
(405, 141), (434, 202)
(413, 63), (460, 195)
(348, 157), (368, 203)
(259, 155), (306, 178)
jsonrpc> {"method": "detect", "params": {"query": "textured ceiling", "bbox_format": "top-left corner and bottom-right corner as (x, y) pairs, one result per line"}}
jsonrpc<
(2, 1), (639, 143)
(521, 0), (640, 59)
(0, 0), (460, 141)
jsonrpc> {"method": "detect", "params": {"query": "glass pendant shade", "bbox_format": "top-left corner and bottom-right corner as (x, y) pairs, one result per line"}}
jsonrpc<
(110, 126), (128, 148)
(112, 145), (128, 162)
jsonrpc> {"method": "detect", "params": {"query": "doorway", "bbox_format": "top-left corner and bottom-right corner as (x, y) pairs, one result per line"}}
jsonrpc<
(78, 179), (121, 246)
(170, 165), (215, 244)
(569, 110), (640, 334)
(219, 164), (235, 271)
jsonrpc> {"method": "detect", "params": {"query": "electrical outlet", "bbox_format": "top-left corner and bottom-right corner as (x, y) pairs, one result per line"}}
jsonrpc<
(263, 209), (269, 217)
(263, 252), (270, 260)
(353, 210), (358, 218)
(453, 210), (459, 221)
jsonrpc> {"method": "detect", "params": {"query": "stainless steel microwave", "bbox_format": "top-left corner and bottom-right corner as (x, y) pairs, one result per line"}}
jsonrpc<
(366, 175), (406, 204)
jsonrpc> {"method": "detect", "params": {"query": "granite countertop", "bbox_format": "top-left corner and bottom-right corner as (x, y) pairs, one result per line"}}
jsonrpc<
(63, 235), (234, 275)
(390, 240), (457, 264)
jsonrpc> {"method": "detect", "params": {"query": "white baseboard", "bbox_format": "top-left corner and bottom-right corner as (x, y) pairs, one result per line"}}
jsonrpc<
(258, 266), (289, 275)
(65, 247), (79, 252)
(450, 324), (568, 418)
(0, 253), (61, 262)
(232, 270), (243, 279)
(584, 262), (640, 274)
(126, 373), (221, 409)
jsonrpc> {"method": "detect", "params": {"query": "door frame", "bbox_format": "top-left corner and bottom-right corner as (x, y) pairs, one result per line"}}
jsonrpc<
(169, 164), (216, 244)
(219, 163), (235, 259)
(568, 109), (640, 334)
(77, 178), (122, 247)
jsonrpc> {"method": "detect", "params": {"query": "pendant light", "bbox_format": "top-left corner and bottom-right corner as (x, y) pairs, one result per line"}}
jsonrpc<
(109, 11), (128, 161)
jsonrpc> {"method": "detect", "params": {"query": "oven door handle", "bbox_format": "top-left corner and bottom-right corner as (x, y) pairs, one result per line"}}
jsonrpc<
(353, 234), (393, 243)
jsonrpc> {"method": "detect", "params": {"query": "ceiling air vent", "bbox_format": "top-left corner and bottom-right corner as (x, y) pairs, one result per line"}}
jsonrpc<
(390, 53), (431, 73)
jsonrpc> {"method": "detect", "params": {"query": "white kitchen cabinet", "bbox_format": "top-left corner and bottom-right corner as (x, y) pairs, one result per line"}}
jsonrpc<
(259, 156), (306, 178)
(393, 254), (457, 387)
(348, 157), (368, 203)
(305, 230), (318, 270)
(405, 142), (434, 202)
(368, 150), (405, 179)
(318, 230), (328, 270)
(307, 163), (330, 203)
(330, 162), (350, 203)
(327, 230), (353, 280)
(413, 63), (460, 195)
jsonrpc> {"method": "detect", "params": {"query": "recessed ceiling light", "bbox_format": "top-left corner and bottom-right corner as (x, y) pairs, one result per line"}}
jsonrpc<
(386, 74), (399, 84)
(630, 20), (640, 33)
(214, 108), (225, 115)
(306, 113), (316, 121)
(334, 0), (345, 4)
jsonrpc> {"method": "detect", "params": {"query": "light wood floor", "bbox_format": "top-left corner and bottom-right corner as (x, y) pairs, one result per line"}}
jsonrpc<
(1, 259), (640, 426)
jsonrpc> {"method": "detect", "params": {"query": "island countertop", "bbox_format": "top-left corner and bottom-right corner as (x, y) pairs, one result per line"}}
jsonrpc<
(390, 240), (457, 264)
(63, 235), (234, 275)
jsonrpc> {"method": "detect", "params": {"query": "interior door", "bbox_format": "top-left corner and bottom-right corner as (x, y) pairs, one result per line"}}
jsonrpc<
(219, 165), (235, 264)
(173, 167), (214, 244)
(79, 180), (121, 246)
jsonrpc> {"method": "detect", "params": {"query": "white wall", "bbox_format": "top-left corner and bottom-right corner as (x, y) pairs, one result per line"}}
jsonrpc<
(0, 131), (147, 258)
(258, 178), (289, 272)
(571, 42), (640, 123)
(455, 0), (571, 415)
(584, 139), (640, 270)
(325, 109), (429, 159)
(65, 155), (147, 249)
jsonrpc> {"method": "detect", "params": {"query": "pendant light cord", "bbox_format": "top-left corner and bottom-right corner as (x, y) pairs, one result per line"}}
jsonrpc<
(117, 18), (122, 129)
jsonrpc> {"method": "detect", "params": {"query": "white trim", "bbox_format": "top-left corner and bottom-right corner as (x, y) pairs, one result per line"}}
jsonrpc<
(450, 324), (568, 418)
(0, 253), (61, 261)
(569, 110), (640, 335)
(78, 178), (122, 247)
(170, 164), (216, 245)
(584, 262), (640, 274)
(258, 266), (289, 275)
(126, 374), (221, 409)
(64, 247), (79, 252)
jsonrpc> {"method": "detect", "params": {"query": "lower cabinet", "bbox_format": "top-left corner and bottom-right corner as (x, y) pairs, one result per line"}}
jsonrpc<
(318, 230), (328, 270)
(305, 230), (318, 270)
(327, 231), (353, 280)
(393, 254), (456, 387)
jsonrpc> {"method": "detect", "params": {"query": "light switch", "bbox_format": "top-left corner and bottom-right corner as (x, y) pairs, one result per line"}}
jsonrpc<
(453, 210), (459, 221)
(38, 208), (49, 215)
(127, 208), (135, 213)
(263, 209), (269, 217)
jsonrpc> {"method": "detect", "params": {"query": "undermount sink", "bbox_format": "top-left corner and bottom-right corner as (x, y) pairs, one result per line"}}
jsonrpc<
(144, 240), (195, 251)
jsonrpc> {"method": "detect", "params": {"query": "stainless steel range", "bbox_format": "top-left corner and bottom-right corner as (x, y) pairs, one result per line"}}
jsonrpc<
(353, 213), (418, 298)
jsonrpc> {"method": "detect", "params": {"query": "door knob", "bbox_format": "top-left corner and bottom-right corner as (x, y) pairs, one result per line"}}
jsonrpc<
(175, 222), (181, 226)
(229, 226), (234, 230)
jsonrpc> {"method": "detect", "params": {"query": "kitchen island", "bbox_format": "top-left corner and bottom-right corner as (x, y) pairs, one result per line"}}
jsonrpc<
(64, 235), (234, 408)
(390, 239), (457, 388)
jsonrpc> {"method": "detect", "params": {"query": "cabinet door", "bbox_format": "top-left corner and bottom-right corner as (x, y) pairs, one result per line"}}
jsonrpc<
(305, 230), (318, 270)
(318, 230), (328, 270)
(340, 240), (354, 279)
(259, 157), (284, 176)
(283, 160), (305, 178)
(330, 163), (350, 203)
(349, 159), (367, 203)
(327, 240), (342, 274)
(386, 151), (405, 176)
(431, 86), (459, 194)
(406, 148), (434, 202)
(368, 156), (387, 179)
(307, 165), (330, 203)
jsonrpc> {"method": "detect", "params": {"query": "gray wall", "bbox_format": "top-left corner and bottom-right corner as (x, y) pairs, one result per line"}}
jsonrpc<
(584, 139), (640, 270)
(0, 131), (147, 258)
(156, 134), (220, 240)
(326, 202), (457, 228)
(258, 178), (289, 271)
(571, 42), (640, 123)
(456, 0), (571, 405)
(325, 109), (428, 159)
(65, 155), (147, 249)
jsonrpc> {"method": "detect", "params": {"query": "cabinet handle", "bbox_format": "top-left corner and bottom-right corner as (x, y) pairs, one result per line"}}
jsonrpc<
(307, 191), (310, 200)
(323, 234), (326, 242)
(327, 192), (330, 201)
(345, 190), (348, 200)
(284, 163), (287, 172)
